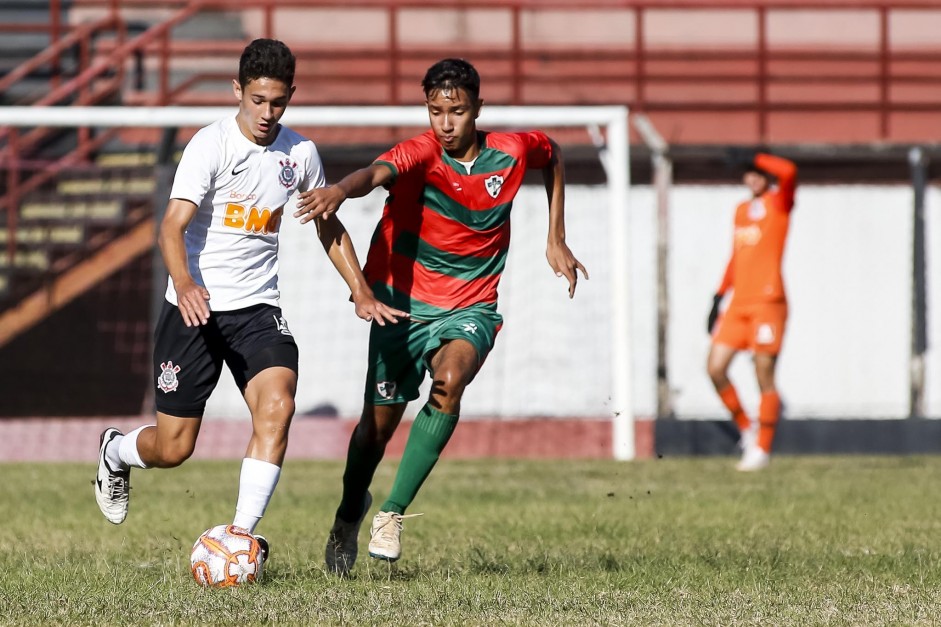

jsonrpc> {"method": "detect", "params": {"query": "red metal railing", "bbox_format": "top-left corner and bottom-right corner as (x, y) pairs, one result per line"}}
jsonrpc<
(0, 0), (939, 323)
(9, 1), (941, 135)
(5, 0), (941, 263)
(51, 1), (941, 141)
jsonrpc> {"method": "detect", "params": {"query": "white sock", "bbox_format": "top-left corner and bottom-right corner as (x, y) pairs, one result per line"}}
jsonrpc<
(117, 425), (151, 469)
(105, 435), (124, 469)
(232, 458), (281, 533)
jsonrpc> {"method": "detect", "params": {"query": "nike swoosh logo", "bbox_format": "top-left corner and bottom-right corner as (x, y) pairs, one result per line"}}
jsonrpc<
(232, 165), (248, 176)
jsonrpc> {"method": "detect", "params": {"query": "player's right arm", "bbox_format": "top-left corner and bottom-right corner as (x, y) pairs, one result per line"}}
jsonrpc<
(157, 198), (210, 327)
(293, 163), (394, 224)
(708, 250), (735, 334)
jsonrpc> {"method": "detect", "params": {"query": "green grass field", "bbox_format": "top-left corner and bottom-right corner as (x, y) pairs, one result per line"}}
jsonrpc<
(1, 455), (940, 625)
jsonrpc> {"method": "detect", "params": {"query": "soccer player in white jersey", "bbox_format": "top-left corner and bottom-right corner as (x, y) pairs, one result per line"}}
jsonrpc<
(94, 39), (405, 556)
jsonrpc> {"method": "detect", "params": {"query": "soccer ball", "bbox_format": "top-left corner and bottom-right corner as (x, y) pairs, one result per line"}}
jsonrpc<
(190, 524), (265, 588)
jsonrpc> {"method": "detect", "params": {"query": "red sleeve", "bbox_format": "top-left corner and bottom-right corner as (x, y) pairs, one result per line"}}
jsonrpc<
(517, 130), (553, 169)
(374, 131), (438, 182)
(755, 152), (797, 211)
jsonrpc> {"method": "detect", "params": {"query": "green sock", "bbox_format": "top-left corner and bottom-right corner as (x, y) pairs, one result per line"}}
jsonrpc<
(382, 405), (458, 514)
(336, 432), (385, 523)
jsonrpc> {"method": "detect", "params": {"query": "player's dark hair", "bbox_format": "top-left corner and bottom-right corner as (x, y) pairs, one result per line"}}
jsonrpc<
(744, 162), (773, 180)
(422, 58), (480, 101)
(726, 147), (773, 180)
(238, 38), (295, 88)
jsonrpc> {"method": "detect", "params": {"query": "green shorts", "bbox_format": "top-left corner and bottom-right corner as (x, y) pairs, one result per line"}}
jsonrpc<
(364, 305), (503, 405)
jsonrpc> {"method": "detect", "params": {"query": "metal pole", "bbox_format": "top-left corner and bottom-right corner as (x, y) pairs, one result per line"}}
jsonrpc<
(757, 6), (768, 142)
(6, 129), (19, 265)
(653, 151), (673, 420)
(632, 114), (672, 420)
(909, 146), (928, 418)
(145, 127), (179, 415)
(50, 0), (61, 89)
(511, 6), (522, 105)
(388, 7), (399, 104)
(608, 109), (634, 460)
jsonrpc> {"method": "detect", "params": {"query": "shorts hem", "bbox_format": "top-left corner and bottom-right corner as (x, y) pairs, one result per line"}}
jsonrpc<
(366, 393), (421, 406)
(154, 406), (205, 418)
(752, 347), (782, 356)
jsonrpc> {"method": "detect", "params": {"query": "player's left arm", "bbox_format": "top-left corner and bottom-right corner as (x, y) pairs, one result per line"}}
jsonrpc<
(542, 137), (589, 298)
(314, 213), (408, 325)
(754, 152), (797, 210)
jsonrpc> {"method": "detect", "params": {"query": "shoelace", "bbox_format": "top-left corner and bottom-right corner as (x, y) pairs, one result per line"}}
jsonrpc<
(108, 474), (128, 503)
(374, 512), (423, 543)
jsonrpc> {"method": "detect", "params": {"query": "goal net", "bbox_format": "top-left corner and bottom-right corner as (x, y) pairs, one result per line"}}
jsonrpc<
(0, 105), (634, 459)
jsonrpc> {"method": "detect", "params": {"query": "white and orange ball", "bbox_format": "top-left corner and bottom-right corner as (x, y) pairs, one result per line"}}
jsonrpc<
(190, 524), (265, 588)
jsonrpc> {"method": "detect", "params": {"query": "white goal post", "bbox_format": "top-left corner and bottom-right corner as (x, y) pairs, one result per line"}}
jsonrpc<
(0, 105), (634, 460)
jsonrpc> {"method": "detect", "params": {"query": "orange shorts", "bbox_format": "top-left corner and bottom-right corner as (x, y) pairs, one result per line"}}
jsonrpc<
(712, 301), (788, 355)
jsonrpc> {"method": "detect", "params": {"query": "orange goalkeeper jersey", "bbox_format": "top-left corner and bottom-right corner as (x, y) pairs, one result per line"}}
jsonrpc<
(717, 153), (798, 305)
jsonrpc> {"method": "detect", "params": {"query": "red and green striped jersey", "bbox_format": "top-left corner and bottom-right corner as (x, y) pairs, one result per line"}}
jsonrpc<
(363, 129), (553, 320)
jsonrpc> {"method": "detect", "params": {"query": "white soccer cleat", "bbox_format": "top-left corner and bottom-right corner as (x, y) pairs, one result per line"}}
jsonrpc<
(368, 510), (422, 562)
(736, 445), (770, 472)
(95, 428), (130, 524)
(738, 422), (758, 453)
(325, 491), (372, 577)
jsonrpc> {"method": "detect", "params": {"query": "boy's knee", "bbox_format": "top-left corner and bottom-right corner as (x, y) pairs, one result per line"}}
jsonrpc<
(707, 365), (727, 387)
(255, 390), (296, 422)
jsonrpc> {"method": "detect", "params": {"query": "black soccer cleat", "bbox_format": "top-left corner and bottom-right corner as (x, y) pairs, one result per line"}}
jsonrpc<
(254, 535), (269, 562)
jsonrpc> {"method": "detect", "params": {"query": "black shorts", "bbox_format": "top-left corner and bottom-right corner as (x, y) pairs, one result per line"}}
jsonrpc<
(152, 301), (299, 418)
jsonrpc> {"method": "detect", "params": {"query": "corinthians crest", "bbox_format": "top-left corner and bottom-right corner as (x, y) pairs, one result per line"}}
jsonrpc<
(278, 159), (298, 189)
(484, 174), (504, 199)
(157, 361), (181, 393)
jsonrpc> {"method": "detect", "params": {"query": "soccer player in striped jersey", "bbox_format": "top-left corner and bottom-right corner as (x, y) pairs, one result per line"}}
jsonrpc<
(294, 58), (587, 573)
(707, 152), (797, 471)
(93, 40), (403, 557)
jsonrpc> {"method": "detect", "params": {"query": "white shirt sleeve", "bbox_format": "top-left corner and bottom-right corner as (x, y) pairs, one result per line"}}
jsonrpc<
(169, 125), (222, 206)
(303, 141), (327, 192)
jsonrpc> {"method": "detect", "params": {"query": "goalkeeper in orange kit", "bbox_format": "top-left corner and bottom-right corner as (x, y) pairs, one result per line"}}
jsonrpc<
(706, 151), (797, 471)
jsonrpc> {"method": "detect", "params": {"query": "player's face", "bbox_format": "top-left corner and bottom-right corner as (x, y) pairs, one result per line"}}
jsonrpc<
(743, 171), (770, 197)
(425, 87), (482, 160)
(233, 77), (295, 145)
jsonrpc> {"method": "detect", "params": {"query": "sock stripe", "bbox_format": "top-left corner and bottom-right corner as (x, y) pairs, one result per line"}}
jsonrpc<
(413, 407), (459, 439)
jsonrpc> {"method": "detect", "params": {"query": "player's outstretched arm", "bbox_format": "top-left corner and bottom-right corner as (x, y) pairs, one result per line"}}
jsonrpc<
(158, 198), (210, 327)
(754, 152), (798, 209)
(314, 213), (408, 325)
(542, 138), (588, 298)
(294, 163), (393, 224)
